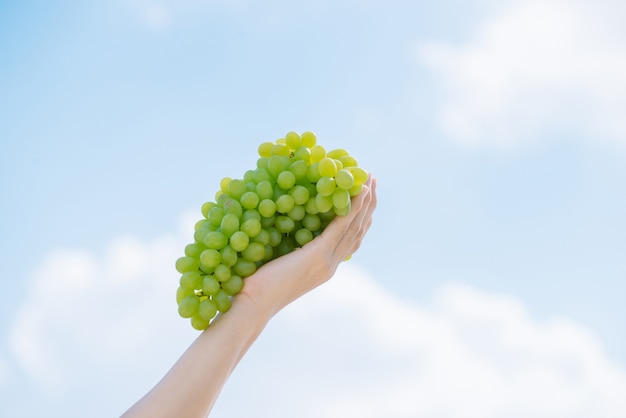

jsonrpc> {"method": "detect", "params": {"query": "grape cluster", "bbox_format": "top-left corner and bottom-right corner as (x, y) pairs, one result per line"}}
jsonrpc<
(175, 131), (368, 330)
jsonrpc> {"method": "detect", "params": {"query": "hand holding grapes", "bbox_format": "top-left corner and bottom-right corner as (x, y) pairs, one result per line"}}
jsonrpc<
(122, 132), (377, 418)
(122, 175), (376, 418)
(175, 132), (372, 330)
(239, 175), (377, 320)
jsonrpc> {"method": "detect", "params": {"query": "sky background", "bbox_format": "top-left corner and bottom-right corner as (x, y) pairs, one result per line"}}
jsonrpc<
(1, 0), (625, 417)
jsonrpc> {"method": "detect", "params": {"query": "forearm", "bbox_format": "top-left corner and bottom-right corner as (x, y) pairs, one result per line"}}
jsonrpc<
(121, 295), (271, 418)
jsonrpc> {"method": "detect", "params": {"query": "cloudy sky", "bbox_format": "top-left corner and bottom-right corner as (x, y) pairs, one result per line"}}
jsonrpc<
(1, 0), (625, 417)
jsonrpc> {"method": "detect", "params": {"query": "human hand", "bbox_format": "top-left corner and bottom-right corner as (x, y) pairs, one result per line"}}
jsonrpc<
(238, 176), (378, 319)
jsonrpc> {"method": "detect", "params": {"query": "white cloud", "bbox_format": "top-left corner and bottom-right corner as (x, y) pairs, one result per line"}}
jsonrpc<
(215, 264), (626, 418)
(7, 215), (626, 417)
(418, 0), (626, 149)
(8, 211), (199, 400)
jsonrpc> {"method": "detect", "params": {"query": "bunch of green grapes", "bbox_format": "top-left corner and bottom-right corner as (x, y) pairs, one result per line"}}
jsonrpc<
(174, 131), (368, 330)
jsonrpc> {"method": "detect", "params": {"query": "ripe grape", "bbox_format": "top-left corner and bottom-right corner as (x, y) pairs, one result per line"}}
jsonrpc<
(175, 131), (369, 330)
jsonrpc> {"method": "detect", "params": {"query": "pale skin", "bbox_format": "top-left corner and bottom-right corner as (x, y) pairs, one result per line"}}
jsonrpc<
(121, 176), (378, 418)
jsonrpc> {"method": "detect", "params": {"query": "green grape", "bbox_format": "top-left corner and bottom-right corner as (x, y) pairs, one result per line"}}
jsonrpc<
(185, 243), (207, 259)
(264, 244), (274, 261)
(273, 185), (287, 201)
(347, 166), (368, 185)
(223, 198), (243, 218)
(333, 158), (343, 171)
(233, 259), (257, 277)
(349, 183), (363, 197)
(193, 226), (210, 244)
(272, 143), (291, 157)
(295, 228), (313, 246)
(242, 242), (266, 262)
(288, 159), (308, 181)
(275, 216), (295, 233)
(220, 245), (238, 267)
(199, 298), (218, 321)
(220, 213), (240, 237)
(275, 194), (295, 213)
(304, 183), (317, 197)
(252, 229), (270, 246)
(217, 193), (232, 207)
(245, 181), (256, 192)
(301, 131), (317, 148)
(240, 191), (260, 210)
(335, 169), (355, 190)
(267, 227), (282, 247)
(327, 148), (349, 159)
(194, 219), (208, 231)
(213, 290), (232, 312)
(191, 315), (209, 331)
(257, 157), (269, 170)
(228, 179), (246, 200)
(256, 180), (273, 200)
(339, 155), (358, 167)
(274, 235), (295, 257)
(318, 157), (338, 177)
(229, 231), (250, 252)
(202, 275), (220, 295)
(254, 168), (272, 183)
(332, 188), (351, 209)
(260, 215), (275, 229)
(258, 141), (274, 158)
(200, 249), (221, 269)
(258, 199), (277, 217)
(285, 131), (301, 149)
(201, 201), (216, 218)
(204, 231), (228, 250)
(243, 169), (255, 184)
(289, 185), (309, 205)
(207, 206), (225, 227)
(221, 275), (244, 295)
(176, 286), (195, 304)
(315, 194), (334, 213)
(214, 264), (231, 282)
(334, 203), (351, 216)
(311, 145), (326, 162)
(292, 146), (311, 162)
(178, 295), (200, 318)
(193, 219), (211, 231)
(319, 209), (337, 223)
(220, 177), (232, 194)
(176, 256), (200, 274)
(241, 218), (262, 238)
(288, 205), (306, 221)
(302, 213), (321, 231)
(277, 171), (296, 190)
(307, 162), (322, 183)
(316, 176), (336, 197)
(268, 155), (290, 177)
(304, 198), (320, 214)
(242, 209), (261, 222)
(180, 271), (202, 290)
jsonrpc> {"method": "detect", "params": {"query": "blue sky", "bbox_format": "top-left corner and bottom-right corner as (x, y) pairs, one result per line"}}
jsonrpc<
(1, 0), (625, 417)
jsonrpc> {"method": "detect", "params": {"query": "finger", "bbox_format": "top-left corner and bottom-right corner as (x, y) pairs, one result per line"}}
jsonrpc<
(333, 176), (376, 256)
(339, 177), (377, 256)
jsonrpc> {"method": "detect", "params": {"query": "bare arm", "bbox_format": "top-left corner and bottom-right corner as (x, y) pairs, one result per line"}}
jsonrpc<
(121, 176), (377, 418)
